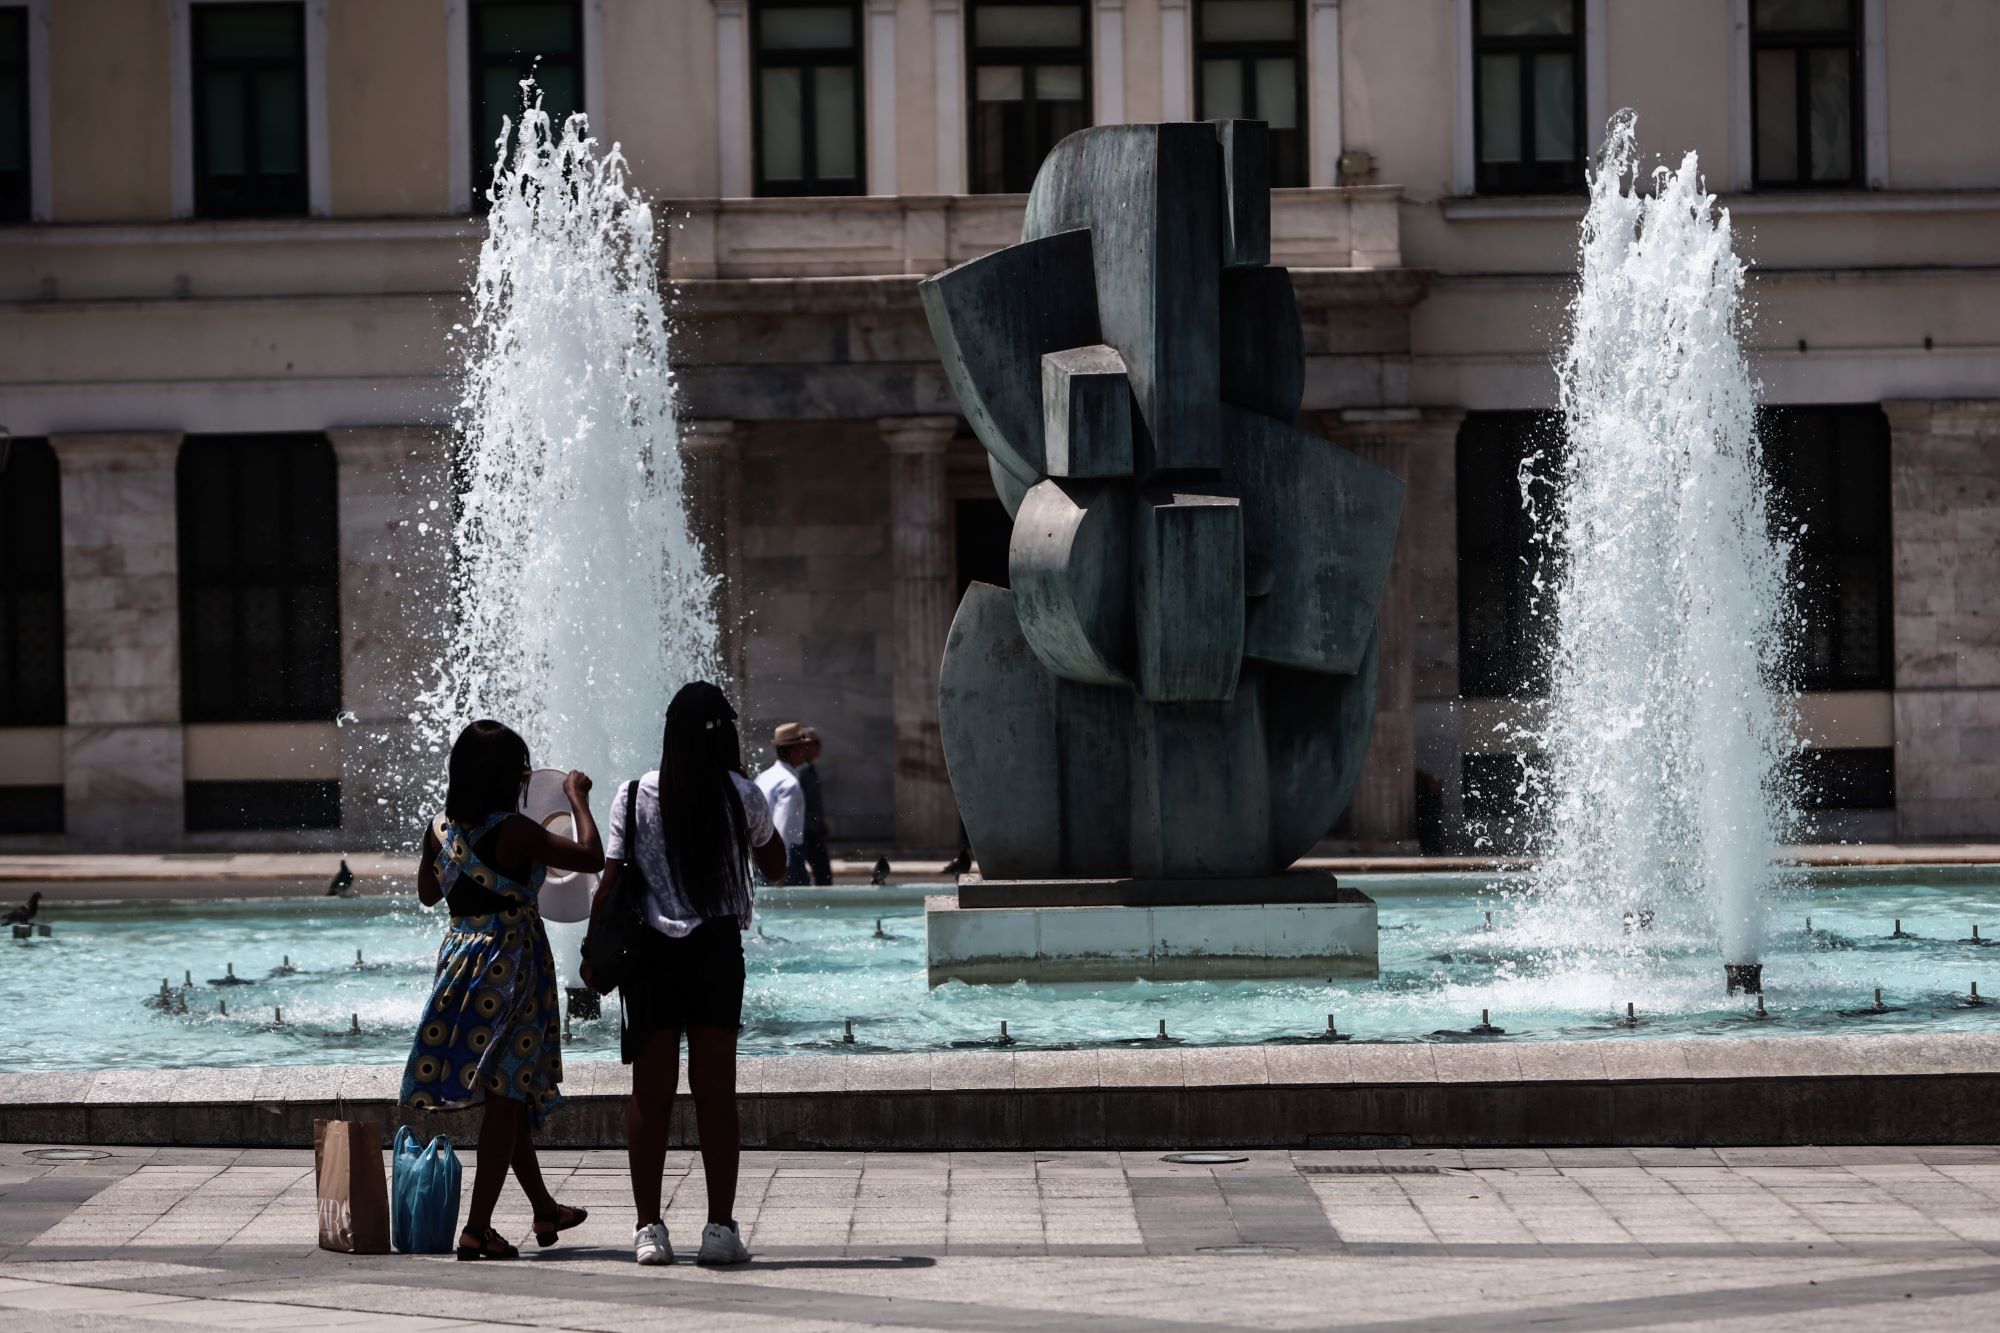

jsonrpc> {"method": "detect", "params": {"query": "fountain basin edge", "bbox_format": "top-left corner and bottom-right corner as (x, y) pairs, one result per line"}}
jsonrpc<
(6, 1032), (1995, 1151)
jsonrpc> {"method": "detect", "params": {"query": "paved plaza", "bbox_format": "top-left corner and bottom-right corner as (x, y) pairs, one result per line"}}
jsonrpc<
(4, 1142), (2000, 1329)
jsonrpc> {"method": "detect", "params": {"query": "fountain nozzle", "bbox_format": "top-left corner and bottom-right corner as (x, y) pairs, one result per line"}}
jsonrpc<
(1725, 963), (1763, 995)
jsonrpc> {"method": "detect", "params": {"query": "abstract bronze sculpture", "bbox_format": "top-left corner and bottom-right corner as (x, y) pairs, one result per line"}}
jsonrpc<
(921, 121), (1403, 888)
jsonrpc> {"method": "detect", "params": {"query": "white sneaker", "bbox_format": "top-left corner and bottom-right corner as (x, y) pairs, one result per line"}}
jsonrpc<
(696, 1220), (748, 1266)
(634, 1222), (673, 1266)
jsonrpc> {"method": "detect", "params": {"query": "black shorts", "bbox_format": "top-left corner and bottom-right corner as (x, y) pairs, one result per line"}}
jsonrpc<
(618, 917), (746, 1062)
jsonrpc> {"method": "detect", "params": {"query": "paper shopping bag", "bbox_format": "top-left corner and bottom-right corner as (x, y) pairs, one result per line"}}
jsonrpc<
(315, 1112), (391, 1254)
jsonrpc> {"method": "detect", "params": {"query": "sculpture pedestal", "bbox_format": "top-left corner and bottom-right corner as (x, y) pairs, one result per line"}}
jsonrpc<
(925, 873), (1377, 986)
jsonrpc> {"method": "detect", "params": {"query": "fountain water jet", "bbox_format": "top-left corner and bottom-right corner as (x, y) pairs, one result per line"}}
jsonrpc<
(1528, 111), (1797, 982)
(418, 85), (719, 819)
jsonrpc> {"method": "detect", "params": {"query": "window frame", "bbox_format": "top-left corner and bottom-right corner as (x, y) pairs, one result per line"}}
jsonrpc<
(966, 0), (1093, 196)
(0, 437), (63, 727)
(1749, 0), (1863, 190)
(468, 0), (585, 207)
(1470, 0), (1586, 196)
(751, 0), (866, 198)
(1193, 0), (1307, 189)
(0, 4), (28, 223)
(189, 0), (309, 219)
(175, 434), (343, 725)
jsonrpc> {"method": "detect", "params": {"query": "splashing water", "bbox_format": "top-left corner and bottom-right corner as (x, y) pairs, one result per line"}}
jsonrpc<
(419, 89), (719, 812)
(1524, 112), (1797, 968)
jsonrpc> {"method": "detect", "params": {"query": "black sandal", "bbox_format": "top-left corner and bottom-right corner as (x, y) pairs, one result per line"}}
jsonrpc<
(455, 1226), (520, 1261)
(532, 1203), (588, 1247)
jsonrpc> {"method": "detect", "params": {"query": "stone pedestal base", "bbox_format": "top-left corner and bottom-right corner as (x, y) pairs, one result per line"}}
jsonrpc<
(925, 878), (1377, 986)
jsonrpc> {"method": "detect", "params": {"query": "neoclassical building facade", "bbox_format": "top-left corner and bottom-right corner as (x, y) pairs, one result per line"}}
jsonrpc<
(1, 0), (1996, 853)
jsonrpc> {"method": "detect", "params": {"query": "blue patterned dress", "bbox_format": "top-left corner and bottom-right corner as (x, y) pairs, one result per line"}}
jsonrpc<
(400, 811), (565, 1127)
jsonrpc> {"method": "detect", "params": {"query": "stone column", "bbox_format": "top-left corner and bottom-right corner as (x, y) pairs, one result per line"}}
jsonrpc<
(1883, 400), (2000, 839)
(328, 427), (449, 844)
(51, 432), (185, 849)
(678, 418), (745, 690)
(882, 415), (960, 851)
(1323, 408), (1464, 850)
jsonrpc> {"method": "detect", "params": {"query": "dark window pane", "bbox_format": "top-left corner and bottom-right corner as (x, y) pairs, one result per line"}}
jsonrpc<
(0, 7), (25, 220)
(1755, 49), (1799, 181)
(0, 787), (63, 836)
(1783, 747), (1893, 810)
(1456, 413), (1563, 698)
(177, 435), (342, 722)
(200, 5), (299, 57)
(255, 71), (304, 173)
(969, 3), (1087, 194)
(1531, 52), (1573, 161)
(1755, 0), (1851, 33)
(1478, 55), (1521, 163)
(0, 71), (25, 174)
(760, 67), (805, 181)
(470, 1), (582, 202)
(185, 780), (341, 831)
(975, 4), (1084, 46)
(1480, 0), (1575, 37)
(1807, 47), (1852, 181)
(1254, 57), (1297, 129)
(762, 5), (855, 48)
(1759, 405), (1889, 690)
(0, 440), (64, 726)
(814, 65), (859, 178)
(192, 3), (306, 217)
(478, 2), (578, 51)
(202, 73), (249, 176)
(1200, 0), (1296, 42)
(1200, 58), (1244, 120)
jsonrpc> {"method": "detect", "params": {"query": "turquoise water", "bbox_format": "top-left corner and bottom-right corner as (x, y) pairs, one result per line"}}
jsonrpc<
(3, 872), (1997, 1071)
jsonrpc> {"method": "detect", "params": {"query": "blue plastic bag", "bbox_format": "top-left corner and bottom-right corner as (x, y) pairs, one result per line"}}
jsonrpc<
(391, 1126), (462, 1254)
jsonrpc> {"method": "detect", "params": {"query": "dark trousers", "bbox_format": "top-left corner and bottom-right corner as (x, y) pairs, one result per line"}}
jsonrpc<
(786, 837), (833, 886)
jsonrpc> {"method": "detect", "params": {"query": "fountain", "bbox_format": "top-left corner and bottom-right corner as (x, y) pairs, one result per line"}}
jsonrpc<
(1524, 111), (1798, 991)
(415, 85), (719, 979)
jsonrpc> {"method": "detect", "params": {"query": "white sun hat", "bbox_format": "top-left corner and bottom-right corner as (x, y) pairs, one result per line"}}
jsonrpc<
(519, 768), (597, 923)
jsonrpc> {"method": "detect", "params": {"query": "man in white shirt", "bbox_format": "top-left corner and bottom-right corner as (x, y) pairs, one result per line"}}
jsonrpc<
(754, 722), (809, 883)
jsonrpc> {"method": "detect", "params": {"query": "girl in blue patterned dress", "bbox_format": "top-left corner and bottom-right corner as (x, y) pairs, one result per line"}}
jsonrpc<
(401, 719), (605, 1260)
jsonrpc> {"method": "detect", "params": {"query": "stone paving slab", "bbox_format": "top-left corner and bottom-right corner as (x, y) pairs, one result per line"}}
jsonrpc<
(1, 1032), (1997, 1152)
(4, 1143), (2000, 1329)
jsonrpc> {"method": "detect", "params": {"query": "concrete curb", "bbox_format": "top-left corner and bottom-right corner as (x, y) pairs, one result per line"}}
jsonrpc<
(5, 1033), (1995, 1150)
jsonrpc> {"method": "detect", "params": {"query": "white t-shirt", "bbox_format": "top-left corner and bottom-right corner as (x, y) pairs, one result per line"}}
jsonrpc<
(604, 770), (774, 936)
(754, 759), (806, 848)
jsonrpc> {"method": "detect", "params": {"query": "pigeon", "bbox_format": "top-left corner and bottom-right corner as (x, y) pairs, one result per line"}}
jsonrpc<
(3, 892), (41, 926)
(940, 849), (972, 877)
(870, 856), (891, 886)
(326, 859), (355, 897)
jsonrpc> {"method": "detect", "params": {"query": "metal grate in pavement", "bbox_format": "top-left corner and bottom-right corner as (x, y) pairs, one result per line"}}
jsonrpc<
(1298, 1164), (1443, 1175)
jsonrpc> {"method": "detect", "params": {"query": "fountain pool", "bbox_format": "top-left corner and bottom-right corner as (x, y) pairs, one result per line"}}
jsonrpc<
(5, 871), (1995, 1073)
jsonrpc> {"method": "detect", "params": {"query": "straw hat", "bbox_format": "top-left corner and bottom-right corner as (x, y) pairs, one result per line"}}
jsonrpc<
(772, 722), (809, 747)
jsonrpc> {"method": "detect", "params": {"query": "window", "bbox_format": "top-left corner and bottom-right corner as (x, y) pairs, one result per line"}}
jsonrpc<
(0, 6), (28, 223)
(176, 435), (340, 723)
(191, 2), (307, 218)
(754, 3), (863, 197)
(1472, 0), (1583, 195)
(969, 1), (1089, 194)
(1751, 0), (1860, 188)
(0, 437), (62, 726)
(1196, 1), (1305, 188)
(1456, 412), (1563, 698)
(185, 780), (339, 831)
(470, 0), (582, 204)
(1761, 405), (1890, 690)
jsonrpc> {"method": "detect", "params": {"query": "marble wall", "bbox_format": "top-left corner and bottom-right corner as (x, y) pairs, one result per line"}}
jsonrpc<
(50, 432), (185, 848)
(1886, 400), (2000, 839)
